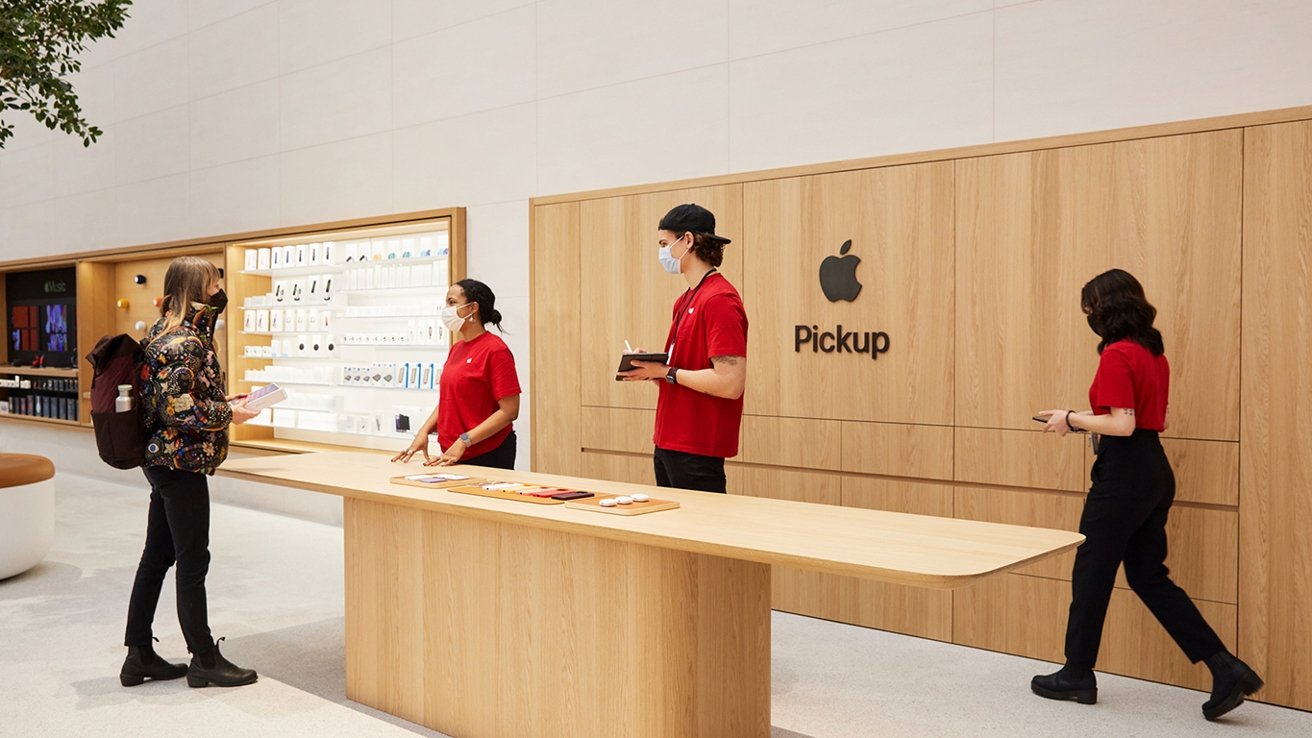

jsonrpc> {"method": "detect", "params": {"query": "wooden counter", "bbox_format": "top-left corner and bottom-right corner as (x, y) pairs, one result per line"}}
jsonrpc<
(219, 451), (1083, 737)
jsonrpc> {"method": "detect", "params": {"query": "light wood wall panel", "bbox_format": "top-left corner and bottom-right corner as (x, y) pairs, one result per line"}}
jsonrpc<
(578, 186), (743, 412)
(742, 164), (954, 425)
(75, 261), (116, 424)
(955, 131), (1243, 441)
(578, 449), (653, 487)
(1241, 120), (1312, 710)
(955, 573), (1236, 691)
(531, 202), (584, 476)
(1161, 439), (1239, 507)
(954, 486), (1237, 605)
(224, 245), (273, 445)
(840, 421), (953, 480)
(739, 415), (842, 471)
(579, 406), (655, 455)
(530, 111), (1312, 709)
(955, 427), (1086, 492)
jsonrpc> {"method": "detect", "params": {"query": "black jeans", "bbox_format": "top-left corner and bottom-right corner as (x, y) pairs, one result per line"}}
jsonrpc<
(1064, 430), (1224, 669)
(124, 466), (213, 654)
(464, 431), (516, 470)
(653, 446), (727, 493)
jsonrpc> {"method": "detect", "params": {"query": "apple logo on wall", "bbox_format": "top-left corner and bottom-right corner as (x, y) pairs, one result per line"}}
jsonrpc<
(819, 240), (862, 302)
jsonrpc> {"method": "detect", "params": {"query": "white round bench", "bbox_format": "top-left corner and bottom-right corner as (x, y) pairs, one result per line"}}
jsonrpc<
(0, 454), (55, 580)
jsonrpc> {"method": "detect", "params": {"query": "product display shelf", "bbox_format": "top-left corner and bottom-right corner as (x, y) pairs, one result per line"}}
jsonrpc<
(226, 213), (464, 454)
(0, 365), (79, 378)
(240, 254), (446, 279)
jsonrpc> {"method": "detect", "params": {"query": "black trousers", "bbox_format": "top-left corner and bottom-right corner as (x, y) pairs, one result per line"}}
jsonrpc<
(1064, 429), (1224, 669)
(653, 446), (727, 493)
(464, 431), (516, 470)
(124, 466), (213, 654)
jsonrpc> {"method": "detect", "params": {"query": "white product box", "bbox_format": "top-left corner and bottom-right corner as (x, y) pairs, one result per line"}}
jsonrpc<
(281, 245), (296, 268)
(371, 241), (386, 261)
(308, 308), (321, 332)
(255, 310), (270, 333)
(257, 248), (272, 270)
(242, 311), (256, 332)
(407, 362), (421, 388)
(293, 308), (306, 332)
(294, 334), (309, 356)
(244, 249), (258, 271)
(271, 247), (284, 269)
(269, 309), (284, 333)
(291, 278), (306, 303)
(386, 239), (400, 260)
(421, 362), (435, 390)
(270, 339), (282, 357)
(309, 334), (324, 356)
(402, 237), (417, 258)
(320, 274), (335, 303)
(309, 242), (321, 265)
(322, 241), (335, 265)
(295, 244), (307, 267)
(435, 231), (450, 256)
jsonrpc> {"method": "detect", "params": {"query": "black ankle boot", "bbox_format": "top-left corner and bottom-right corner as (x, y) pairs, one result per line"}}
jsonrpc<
(1031, 665), (1098, 704)
(120, 640), (188, 687)
(186, 637), (257, 688)
(1202, 651), (1263, 721)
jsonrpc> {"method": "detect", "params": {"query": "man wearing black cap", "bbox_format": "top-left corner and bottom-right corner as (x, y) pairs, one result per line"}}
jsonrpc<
(619, 203), (748, 493)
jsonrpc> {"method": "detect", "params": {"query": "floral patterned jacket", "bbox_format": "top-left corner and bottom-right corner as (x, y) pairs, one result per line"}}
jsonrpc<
(140, 303), (232, 474)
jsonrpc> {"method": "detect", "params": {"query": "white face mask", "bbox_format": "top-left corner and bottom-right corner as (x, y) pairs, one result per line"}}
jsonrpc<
(658, 234), (689, 275)
(440, 303), (474, 333)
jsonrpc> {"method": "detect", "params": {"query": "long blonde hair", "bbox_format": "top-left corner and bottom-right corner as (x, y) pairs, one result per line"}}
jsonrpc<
(159, 256), (220, 335)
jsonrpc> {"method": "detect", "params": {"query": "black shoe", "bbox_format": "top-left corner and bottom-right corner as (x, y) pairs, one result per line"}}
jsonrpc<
(1203, 652), (1264, 721)
(186, 637), (257, 688)
(120, 641), (188, 687)
(1031, 666), (1098, 704)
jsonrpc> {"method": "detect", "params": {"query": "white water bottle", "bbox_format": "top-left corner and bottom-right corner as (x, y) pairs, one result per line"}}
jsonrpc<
(115, 384), (133, 412)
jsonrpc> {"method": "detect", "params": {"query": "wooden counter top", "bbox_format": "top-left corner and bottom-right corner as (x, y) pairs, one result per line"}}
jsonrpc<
(218, 451), (1083, 588)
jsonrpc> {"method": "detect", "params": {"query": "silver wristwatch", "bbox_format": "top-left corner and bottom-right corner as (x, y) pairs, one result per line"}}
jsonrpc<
(459, 431), (473, 445)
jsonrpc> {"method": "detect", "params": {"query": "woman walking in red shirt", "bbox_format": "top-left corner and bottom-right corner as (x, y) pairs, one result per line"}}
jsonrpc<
(1031, 268), (1261, 721)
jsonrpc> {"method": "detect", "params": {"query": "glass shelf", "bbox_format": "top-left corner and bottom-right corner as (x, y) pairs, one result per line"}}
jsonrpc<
(241, 255), (447, 278)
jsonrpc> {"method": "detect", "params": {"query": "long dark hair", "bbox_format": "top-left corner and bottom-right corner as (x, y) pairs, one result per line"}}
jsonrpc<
(454, 278), (505, 333)
(1080, 268), (1164, 355)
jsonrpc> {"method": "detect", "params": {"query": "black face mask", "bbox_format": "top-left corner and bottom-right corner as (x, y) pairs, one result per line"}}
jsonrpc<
(207, 288), (228, 314)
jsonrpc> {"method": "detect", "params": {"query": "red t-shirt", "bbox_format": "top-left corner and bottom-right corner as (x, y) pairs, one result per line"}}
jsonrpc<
(438, 331), (521, 459)
(1087, 339), (1169, 431)
(653, 272), (749, 458)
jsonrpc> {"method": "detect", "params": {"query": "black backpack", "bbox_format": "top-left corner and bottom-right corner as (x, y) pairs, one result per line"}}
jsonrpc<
(85, 333), (149, 469)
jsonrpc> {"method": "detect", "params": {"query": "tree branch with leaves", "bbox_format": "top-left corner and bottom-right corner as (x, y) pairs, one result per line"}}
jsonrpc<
(0, 0), (131, 149)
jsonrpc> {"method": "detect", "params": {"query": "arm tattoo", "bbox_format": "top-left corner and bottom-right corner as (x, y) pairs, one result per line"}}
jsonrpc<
(710, 355), (743, 366)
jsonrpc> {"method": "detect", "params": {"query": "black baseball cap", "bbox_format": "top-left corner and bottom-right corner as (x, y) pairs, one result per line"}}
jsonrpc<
(658, 203), (732, 244)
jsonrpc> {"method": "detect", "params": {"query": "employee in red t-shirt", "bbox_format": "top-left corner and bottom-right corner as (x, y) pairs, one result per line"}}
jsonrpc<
(392, 279), (521, 470)
(619, 204), (748, 493)
(1029, 268), (1261, 721)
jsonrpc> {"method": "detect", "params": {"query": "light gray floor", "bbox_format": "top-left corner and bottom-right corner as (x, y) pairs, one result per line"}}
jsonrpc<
(2, 473), (1308, 738)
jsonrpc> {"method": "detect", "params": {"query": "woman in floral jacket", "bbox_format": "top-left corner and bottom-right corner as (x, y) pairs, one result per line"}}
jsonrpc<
(120, 256), (261, 690)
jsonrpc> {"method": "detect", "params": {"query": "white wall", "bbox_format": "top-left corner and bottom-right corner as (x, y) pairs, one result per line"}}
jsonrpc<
(3, 0), (1312, 471)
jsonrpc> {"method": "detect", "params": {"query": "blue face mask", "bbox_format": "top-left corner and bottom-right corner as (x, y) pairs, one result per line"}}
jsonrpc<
(658, 234), (689, 275)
